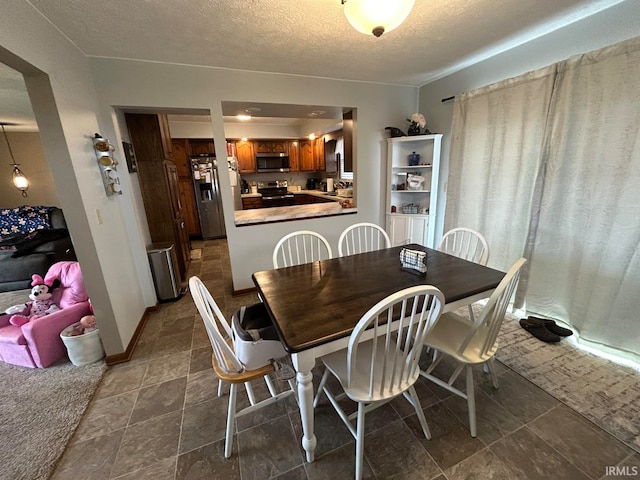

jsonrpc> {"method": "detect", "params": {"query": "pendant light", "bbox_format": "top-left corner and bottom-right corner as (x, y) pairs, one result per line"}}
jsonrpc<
(341, 0), (415, 37)
(1, 123), (29, 197)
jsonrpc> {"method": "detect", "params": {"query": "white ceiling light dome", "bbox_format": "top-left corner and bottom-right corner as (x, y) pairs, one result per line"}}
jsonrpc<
(342, 0), (415, 37)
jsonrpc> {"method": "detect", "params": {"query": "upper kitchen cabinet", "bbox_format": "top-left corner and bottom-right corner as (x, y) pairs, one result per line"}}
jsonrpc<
(235, 140), (256, 173)
(190, 139), (215, 156)
(171, 138), (191, 177)
(299, 139), (315, 171)
(254, 140), (288, 154)
(314, 137), (325, 171)
(288, 140), (300, 172)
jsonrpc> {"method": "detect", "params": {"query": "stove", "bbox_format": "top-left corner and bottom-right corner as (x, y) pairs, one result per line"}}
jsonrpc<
(257, 181), (295, 207)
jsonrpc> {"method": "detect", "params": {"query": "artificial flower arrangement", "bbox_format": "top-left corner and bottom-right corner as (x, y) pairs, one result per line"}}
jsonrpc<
(407, 113), (431, 136)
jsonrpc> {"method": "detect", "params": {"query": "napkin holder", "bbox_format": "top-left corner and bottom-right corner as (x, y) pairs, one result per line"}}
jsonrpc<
(400, 248), (427, 275)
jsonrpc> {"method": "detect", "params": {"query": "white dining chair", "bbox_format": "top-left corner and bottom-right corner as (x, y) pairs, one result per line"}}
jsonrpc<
(419, 257), (526, 437)
(313, 285), (445, 480)
(272, 230), (333, 268)
(438, 227), (490, 323)
(189, 276), (295, 458)
(338, 222), (391, 257)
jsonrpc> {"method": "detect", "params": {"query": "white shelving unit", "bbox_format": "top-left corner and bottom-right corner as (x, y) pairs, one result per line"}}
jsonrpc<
(385, 134), (442, 248)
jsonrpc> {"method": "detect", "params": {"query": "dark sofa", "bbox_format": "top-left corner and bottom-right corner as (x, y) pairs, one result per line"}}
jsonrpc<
(0, 206), (76, 292)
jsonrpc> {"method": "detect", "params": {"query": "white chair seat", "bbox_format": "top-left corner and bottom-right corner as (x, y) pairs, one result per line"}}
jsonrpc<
(424, 312), (498, 365)
(321, 337), (421, 403)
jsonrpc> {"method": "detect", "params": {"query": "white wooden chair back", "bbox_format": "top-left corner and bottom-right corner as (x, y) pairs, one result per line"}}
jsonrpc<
(189, 276), (244, 374)
(438, 227), (489, 265)
(338, 222), (391, 257)
(457, 258), (526, 359)
(347, 285), (444, 401)
(272, 230), (333, 268)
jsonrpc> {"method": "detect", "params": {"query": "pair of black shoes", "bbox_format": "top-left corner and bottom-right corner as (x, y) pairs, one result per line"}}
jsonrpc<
(519, 316), (573, 343)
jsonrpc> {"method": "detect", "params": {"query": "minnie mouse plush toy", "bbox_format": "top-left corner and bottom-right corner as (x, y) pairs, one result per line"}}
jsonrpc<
(5, 274), (61, 327)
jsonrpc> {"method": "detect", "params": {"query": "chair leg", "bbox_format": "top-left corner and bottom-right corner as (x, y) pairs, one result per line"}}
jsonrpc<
(264, 374), (278, 397)
(466, 366), (477, 438)
(245, 382), (257, 405)
(355, 402), (366, 480)
(225, 383), (238, 458)
(487, 357), (499, 389)
(313, 369), (330, 407)
(217, 379), (223, 397)
(407, 385), (431, 440)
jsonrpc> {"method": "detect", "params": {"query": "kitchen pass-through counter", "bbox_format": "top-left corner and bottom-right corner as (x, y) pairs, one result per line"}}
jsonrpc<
(234, 201), (357, 226)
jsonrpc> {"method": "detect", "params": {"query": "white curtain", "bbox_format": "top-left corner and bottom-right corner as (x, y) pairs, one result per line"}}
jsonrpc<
(526, 37), (640, 360)
(447, 36), (640, 361)
(446, 66), (556, 272)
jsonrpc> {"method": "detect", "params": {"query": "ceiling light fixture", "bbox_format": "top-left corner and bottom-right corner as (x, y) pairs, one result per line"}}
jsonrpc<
(341, 0), (415, 37)
(236, 114), (252, 121)
(1, 123), (29, 197)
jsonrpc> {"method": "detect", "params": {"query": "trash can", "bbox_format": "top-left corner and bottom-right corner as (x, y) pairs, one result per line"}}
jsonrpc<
(147, 243), (181, 301)
(60, 323), (105, 366)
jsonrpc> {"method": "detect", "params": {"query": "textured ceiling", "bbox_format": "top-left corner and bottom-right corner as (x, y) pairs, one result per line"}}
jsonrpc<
(1, 0), (624, 130)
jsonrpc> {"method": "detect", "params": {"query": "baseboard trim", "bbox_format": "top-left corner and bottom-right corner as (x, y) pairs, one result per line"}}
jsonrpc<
(232, 285), (257, 297)
(104, 304), (158, 365)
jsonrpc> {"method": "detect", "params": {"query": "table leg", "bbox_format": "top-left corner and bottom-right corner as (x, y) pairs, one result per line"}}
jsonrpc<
(292, 351), (317, 463)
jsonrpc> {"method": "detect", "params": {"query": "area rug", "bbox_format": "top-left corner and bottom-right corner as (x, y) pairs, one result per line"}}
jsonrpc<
(0, 359), (106, 480)
(493, 310), (640, 454)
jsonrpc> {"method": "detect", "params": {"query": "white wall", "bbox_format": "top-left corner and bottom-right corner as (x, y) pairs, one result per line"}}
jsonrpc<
(0, 132), (59, 207)
(1, 2), (152, 355)
(419, 0), (640, 241)
(90, 58), (418, 289)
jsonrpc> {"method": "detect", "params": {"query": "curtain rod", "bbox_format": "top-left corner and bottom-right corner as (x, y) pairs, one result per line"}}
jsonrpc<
(441, 96), (455, 103)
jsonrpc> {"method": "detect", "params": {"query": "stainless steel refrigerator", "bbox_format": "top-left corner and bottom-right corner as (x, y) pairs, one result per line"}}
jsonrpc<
(191, 156), (226, 239)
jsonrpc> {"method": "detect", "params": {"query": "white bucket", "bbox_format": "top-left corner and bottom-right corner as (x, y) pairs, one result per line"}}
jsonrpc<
(60, 324), (105, 366)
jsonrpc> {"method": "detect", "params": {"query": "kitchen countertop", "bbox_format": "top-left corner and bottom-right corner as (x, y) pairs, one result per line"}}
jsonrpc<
(235, 202), (357, 226)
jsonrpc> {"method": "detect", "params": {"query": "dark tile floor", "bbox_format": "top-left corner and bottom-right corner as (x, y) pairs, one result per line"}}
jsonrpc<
(51, 239), (640, 480)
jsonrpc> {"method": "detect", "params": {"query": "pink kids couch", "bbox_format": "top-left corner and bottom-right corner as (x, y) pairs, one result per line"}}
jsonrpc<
(0, 261), (91, 368)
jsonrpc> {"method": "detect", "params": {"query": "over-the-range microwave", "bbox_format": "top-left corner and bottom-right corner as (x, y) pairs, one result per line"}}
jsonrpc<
(256, 153), (290, 173)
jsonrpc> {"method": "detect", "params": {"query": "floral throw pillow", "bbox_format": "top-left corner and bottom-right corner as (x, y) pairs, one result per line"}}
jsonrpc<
(0, 205), (53, 237)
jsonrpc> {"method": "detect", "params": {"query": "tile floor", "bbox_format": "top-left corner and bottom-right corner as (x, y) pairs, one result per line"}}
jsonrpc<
(51, 239), (640, 480)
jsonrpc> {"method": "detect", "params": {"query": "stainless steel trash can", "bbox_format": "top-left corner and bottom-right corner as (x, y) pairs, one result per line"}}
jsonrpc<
(147, 243), (180, 301)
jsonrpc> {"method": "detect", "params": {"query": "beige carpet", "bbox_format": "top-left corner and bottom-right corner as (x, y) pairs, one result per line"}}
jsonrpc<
(0, 360), (106, 480)
(494, 310), (640, 454)
(0, 290), (106, 480)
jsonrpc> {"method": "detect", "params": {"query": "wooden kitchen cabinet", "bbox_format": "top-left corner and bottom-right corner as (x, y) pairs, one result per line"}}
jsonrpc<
(299, 140), (315, 171)
(314, 137), (325, 171)
(235, 140), (256, 173)
(171, 138), (191, 178)
(288, 140), (300, 172)
(179, 178), (200, 236)
(254, 140), (288, 154)
(189, 139), (215, 156)
(125, 113), (190, 285)
(242, 197), (263, 210)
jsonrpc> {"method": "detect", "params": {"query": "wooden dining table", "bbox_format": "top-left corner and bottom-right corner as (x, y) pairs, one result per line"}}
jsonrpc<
(252, 243), (505, 463)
